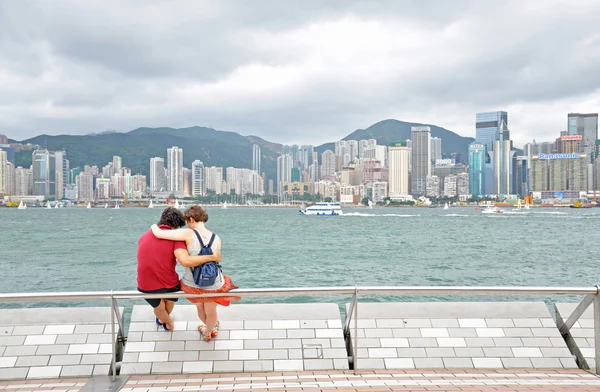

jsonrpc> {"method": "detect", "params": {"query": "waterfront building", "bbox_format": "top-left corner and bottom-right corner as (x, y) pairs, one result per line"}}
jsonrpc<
(203, 166), (223, 195)
(315, 180), (339, 201)
(513, 156), (528, 197)
(276, 154), (292, 196)
(268, 179), (274, 195)
(53, 150), (68, 200)
(0, 149), (6, 195)
(280, 181), (314, 197)
(443, 175), (457, 197)
(431, 137), (442, 163)
(283, 145), (299, 168)
(434, 162), (467, 194)
(411, 126), (431, 196)
(96, 177), (111, 199)
(14, 166), (32, 196)
(252, 144), (261, 173)
(388, 142), (410, 195)
(468, 142), (486, 196)
(530, 153), (588, 193)
(183, 168), (192, 197)
(298, 145), (313, 170)
(426, 175), (440, 197)
(476, 111), (508, 152)
(76, 173), (94, 201)
(167, 146), (183, 196)
(362, 159), (388, 182)
(32, 149), (56, 198)
(150, 157), (165, 194)
(192, 160), (204, 196)
(371, 181), (388, 203)
(364, 145), (387, 167)
(4, 161), (14, 196)
(321, 150), (336, 178)
(568, 113), (598, 158)
(492, 123), (514, 195)
(112, 156), (122, 175)
(456, 172), (469, 196)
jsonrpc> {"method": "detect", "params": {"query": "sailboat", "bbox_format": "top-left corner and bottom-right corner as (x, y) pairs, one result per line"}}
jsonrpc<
(46, 201), (52, 209)
(515, 200), (522, 210)
(86, 202), (91, 209)
(18, 200), (26, 210)
(367, 199), (373, 209)
(524, 201), (530, 210)
(115, 202), (120, 209)
(54, 202), (59, 209)
(174, 199), (180, 209)
(148, 200), (154, 209)
(443, 202), (449, 210)
(222, 201), (228, 209)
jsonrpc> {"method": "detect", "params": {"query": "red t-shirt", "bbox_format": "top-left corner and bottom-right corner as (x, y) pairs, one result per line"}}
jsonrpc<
(137, 225), (187, 291)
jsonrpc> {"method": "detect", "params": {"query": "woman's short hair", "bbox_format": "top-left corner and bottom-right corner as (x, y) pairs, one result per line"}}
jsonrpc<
(158, 207), (186, 228)
(184, 205), (208, 223)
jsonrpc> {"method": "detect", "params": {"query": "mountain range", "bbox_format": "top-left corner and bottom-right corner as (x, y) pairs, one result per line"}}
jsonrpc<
(13, 119), (475, 181)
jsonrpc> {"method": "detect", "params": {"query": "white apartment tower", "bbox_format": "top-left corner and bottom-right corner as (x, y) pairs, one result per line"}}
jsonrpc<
(388, 143), (410, 195)
(150, 157), (166, 194)
(276, 154), (292, 195)
(411, 126), (431, 196)
(252, 144), (261, 173)
(167, 146), (184, 196)
(192, 160), (204, 196)
(0, 150), (6, 195)
(321, 150), (336, 178)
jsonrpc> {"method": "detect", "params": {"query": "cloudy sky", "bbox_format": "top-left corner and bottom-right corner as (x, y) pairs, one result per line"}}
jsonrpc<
(1, 0), (599, 147)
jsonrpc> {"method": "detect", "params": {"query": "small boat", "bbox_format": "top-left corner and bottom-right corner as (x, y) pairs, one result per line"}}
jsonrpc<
(148, 200), (154, 209)
(514, 200), (522, 210)
(570, 201), (592, 209)
(54, 202), (59, 209)
(524, 202), (530, 210)
(367, 199), (373, 209)
(86, 202), (91, 209)
(18, 200), (27, 210)
(222, 201), (228, 209)
(481, 206), (504, 214)
(46, 201), (52, 209)
(300, 202), (343, 216)
(115, 202), (120, 209)
(104, 204), (108, 209)
(443, 202), (449, 210)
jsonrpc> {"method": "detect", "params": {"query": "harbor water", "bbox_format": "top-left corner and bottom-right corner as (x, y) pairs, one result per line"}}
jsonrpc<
(0, 206), (599, 310)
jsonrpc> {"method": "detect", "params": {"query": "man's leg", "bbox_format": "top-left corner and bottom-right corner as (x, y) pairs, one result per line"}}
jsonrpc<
(154, 299), (175, 330)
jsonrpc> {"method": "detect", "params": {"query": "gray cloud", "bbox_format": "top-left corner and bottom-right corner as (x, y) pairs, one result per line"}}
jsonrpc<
(0, 0), (599, 148)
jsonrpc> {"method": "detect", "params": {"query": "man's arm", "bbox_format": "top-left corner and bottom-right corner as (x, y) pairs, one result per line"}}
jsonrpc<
(175, 248), (222, 267)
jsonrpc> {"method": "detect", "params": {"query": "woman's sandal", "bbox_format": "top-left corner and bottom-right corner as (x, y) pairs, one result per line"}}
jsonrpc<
(197, 324), (212, 341)
(211, 321), (219, 337)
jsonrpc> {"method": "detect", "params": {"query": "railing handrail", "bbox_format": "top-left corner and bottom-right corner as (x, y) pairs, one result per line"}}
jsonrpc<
(0, 285), (597, 302)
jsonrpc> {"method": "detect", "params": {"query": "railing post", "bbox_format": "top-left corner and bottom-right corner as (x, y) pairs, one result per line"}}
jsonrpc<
(110, 291), (117, 382)
(594, 286), (600, 375)
(353, 287), (358, 375)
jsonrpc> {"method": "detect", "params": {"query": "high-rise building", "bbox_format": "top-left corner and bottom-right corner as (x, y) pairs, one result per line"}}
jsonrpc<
(167, 147), (183, 196)
(321, 150), (336, 178)
(513, 156), (528, 196)
(96, 178), (111, 199)
(203, 166), (223, 194)
(492, 123), (514, 195)
(276, 154), (292, 195)
(283, 145), (299, 167)
(0, 150), (6, 195)
(431, 137), (442, 162)
(192, 160), (204, 196)
(411, 126), (431, 196)
(150, 157), (165, 194)
(14, 167), (32, 195)
(112, 156), (122, 175)
(4, 161), (14, 196)
(76, 173), (94, 201)
(468, 142), (486, 196)
(183, 168), (192, 197)
(456, 173), (469, 196)
(530, 153), (588, 192)
(476, 111), (508, 152)
(388, 142), (410, 195)
(298, 145), (313, 170)
(32, 149), (56, 198)
(252, 144), (261, 173)
(568, 113), (598, 159)
(443, 175), (457, 197)
(54, 151), (68, 200)
(426, 175), (440, 197)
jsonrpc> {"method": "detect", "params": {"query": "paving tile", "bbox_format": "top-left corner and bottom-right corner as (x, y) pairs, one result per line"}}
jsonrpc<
(121, 362), (152, 375)
(86, 334), (113, 344)
(504, 328), (534, 337)
(199, 350), (229, 361)
(230, 330), (259, 340)
(168, 351), (199, 362)
(403, 319), (432, 328)
(380, 338), (409, 348)
(272, 320), (300, 329)
(327, 319), (342, 329)
(60, 365), (94, 377)
(394, 347), (426, 358)
(259, 349), (288, 360)
(531, 328), (561, 337)
(464, 337), (495, 347)
(219, 321), (244, 330)
(128, 322), (158, 332)
(454, 348), (485, 357)
(476, 328), (505, 337)
(229, 350), (259, 360)
(560, 357), (579, 368)
(155, 341), (185, 351)
(170, 331), (199, 341)
(213, 360), (244, 373)
(122, 352), (139, 362)
(287, 329), (315, 339)
(27, 366), (62, 379)
(138, 352), (169, 362)
(36, 345), (69, 355)
(375, 319), (405, 328)
(420, 328), (449, 338)
(368, 348), (399, 358)
(392, 329), (421, 338)
(472, 357), (502, 368)
(74, 325), (105, 334)
(425, 347), (455, 357)
(273, 359), (303, 371)
(512, 347), (543, 357)
(68, 344), (100, 355)
(304, 359), (334, 370)
(24, 335), (57, 345)
(0, 357), (17, 368)
(93, 364), (111, 376)
(12, 325), (45, 335)
(540, 347), (573, 357)
(185, 340), (214, 350)
(0, 336), (25, 346)
(243, 360), (273, 372)
(99, 343), (114, 354)
(430, 319), (459, 328)
(243, 320), (272, 329)
(363, 328), (394, 338)
(355, 358), (385, 369)
(151, 362), (182, 374)
(56, 334), (88, 344)
(458, 319), (487, 328)
(182, 361), (213, 373)
(299, 320), (327, 329)
(502, 358), (534, 368)
(273, 339), (302, 349)
(408, 337), (438, 347)
(288, 348), (303, 359)
(437, 338), (466, 347)
(44, 325), (76, 335)
(482, 347), (513, 357)
(244, 339), (273, 349)
(513, 318), (543, 327)
(521, 337), (553, 347)
(384, 358), (415, 369)
(493, 338), (524, 347)
(80, 354), (112, 365)
(4, 345), (38, 356)
(14, 355), (49, 367)
(531, 357), (563, 368)
(448, 328), (477, 337)
(0, 326), (14, 335)
(414, 357), (444, 368)
(125, 342), (156, 352)
(485, 319), (515, 327)
(0, 367), (28, 380)
(315, 329), (343, 338)
(258, 330), (287, 339)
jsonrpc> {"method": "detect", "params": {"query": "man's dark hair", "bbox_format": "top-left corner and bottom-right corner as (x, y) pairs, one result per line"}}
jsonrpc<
(158, 207), (186, 228)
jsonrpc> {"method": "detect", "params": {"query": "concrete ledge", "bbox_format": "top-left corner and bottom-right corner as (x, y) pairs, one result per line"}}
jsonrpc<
(0, 307), (124, 380)
(345, 302), (577, 370)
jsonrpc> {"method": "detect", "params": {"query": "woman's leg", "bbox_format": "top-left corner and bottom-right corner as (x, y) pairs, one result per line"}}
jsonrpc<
(196, 303), (207, 325)
(204, 303), (218, 333)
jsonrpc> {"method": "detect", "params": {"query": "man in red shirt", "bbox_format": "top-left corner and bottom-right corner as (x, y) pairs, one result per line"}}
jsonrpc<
(137, 207), (221, 330)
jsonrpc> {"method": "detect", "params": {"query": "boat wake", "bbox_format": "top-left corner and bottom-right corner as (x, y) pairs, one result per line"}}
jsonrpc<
(343, 212), (419, 217)
(443, 214), (469, 217)
(504, 211), (530, 215)
(535, 211), (567, 215)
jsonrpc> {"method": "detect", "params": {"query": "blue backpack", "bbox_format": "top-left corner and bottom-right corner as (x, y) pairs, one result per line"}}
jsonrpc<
(191, 230), (221, 287)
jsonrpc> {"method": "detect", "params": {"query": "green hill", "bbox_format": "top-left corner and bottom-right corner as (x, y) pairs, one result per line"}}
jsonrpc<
(316, 119), (474, 160)
(16, 127), (280, 181)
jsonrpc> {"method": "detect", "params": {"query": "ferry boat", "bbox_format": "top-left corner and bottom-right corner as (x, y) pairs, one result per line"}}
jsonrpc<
(299, 202), (343, 216)
(481, 206), (504, 214)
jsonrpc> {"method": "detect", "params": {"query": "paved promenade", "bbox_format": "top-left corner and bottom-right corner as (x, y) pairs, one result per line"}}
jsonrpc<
(1, 369), (599, 391)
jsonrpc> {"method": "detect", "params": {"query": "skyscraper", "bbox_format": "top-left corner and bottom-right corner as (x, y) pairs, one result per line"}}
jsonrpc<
(112, 156), (122, 175)
(203, 166), (224, 194)
(183, 168), (192, 197)
(388, 142), (410, 195)
(476, 111), (508, 152)
(252, 144), (261, 173)
(298, 145), (313, 170)
(0, 150), (6, 195)
(167, 146), (183, 196)
(321, 150), (336, 178)
(468, 142), (486, 196)
(568, 113), (598, 159)
(32, 149), (56, 198)
(431, 137), (442, 162)
(54, 150), (68, 200)
(276, 154), (292, 195)
(150, 157), (165, 194)
(411, 126), (431, 196)
(192, 160), (204, 196)
(492, 124), (514, 195)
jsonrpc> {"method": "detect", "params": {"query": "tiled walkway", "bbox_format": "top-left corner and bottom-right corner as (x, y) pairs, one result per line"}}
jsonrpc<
(2, 370), (600, 392)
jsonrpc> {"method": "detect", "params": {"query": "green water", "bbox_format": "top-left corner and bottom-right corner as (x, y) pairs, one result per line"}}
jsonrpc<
(0, 207), (599, 310)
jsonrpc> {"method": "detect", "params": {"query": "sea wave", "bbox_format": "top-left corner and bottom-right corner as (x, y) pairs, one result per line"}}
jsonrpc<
(342, 212), (419, 217)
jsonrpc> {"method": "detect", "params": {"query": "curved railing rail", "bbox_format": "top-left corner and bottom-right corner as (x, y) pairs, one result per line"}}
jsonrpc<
(0, 285), (598, 379)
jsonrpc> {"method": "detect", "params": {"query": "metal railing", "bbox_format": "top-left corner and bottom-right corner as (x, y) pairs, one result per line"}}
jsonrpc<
(1, 285), (599, 380)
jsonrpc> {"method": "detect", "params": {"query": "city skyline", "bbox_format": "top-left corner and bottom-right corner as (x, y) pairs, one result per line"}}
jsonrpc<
(1, 1), (600, 147)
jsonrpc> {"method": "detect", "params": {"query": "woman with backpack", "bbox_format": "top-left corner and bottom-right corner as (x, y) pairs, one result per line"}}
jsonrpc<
(150, 205), (239, 341)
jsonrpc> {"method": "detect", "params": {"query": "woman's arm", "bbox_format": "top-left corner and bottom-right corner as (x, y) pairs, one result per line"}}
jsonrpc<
(151, 224), (190, 241)
(174, 248), (222, 267)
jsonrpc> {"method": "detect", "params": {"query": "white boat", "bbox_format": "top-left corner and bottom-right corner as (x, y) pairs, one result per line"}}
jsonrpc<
(46, 201), (52, 209)
(367, 199), (373, 209)
(524, 202), (530, 210)
(17, 200), (26, 210)
(148, 200), (154, 209)
(515, 200), (522, 210)
(115, 202), (120, 209)
(481, 206), (504, 214)
(54, 202), (59, 209)
(443, 202), (449, 210)
(222, 201), (228, 209)
(104, 204), (108, 209)
(86, 202), (91, 209)
(300, 202), (343, 216)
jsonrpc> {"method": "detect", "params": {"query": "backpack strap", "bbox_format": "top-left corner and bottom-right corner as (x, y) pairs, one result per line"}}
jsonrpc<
(206, 233), (216, 248)
(192, 229), (206, 248)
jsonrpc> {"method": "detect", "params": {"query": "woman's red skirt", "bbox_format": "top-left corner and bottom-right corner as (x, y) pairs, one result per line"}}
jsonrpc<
(180, 275), (240, 306)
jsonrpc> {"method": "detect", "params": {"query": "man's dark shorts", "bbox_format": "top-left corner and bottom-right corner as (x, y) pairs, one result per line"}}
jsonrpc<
(138, 284), (181, 308)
